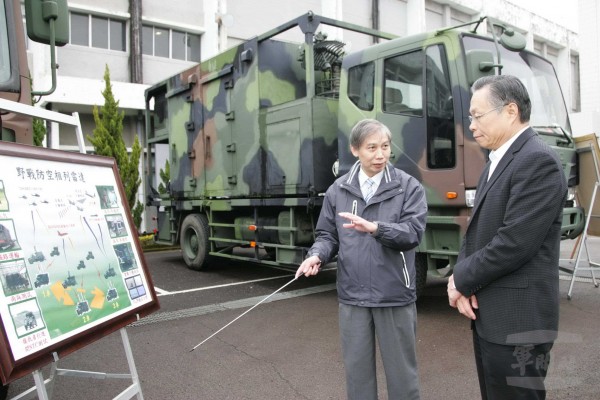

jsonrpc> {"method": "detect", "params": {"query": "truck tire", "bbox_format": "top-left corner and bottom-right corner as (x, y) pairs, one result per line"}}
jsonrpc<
(0, 384), (7, 400)
(181, 214), (210, 270)
(415, 253), (428, 299)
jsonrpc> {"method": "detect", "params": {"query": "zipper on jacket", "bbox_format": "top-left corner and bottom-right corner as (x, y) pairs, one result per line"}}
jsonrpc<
(400, 252), (410, 288)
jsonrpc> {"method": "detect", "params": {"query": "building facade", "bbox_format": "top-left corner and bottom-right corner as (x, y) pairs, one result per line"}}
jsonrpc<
(26, 0), (585, 231)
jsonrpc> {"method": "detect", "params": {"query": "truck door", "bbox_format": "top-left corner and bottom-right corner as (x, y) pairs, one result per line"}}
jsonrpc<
(377, 43), (470, 268)
(377, 44), (463, 208)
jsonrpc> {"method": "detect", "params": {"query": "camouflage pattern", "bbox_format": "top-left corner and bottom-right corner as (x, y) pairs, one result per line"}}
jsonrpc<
(144, 12), (584, 289)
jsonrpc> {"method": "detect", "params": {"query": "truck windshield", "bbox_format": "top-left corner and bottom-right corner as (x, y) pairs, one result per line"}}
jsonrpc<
(462, 35), (571, 135)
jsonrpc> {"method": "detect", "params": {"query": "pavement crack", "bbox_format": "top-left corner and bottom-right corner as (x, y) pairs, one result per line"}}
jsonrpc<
(223, 339), (310, 399)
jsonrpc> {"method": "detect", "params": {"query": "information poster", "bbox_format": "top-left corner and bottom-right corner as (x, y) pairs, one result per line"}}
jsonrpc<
(0, 143), (159, 384)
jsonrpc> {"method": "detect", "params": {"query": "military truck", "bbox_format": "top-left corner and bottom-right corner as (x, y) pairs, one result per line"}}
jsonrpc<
(4, 272), (29, 292)
(144, 12), (584, 294)
(0, 224), (16, 250)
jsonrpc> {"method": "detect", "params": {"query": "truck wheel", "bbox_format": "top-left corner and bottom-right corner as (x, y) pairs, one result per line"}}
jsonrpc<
(415, 253), (428, 299)
(181, 214), (210, 270)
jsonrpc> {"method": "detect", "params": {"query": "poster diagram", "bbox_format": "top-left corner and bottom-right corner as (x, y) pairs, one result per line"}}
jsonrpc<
(0, 147), (158, 376)
(0, 218), (20, 252)
(0, 180), (9, 212)
(8, 298), (45, 338)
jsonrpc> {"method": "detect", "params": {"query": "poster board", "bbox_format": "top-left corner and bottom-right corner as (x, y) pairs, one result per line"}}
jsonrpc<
(0, 142), (159, 384)
(574, 134), (600, 236)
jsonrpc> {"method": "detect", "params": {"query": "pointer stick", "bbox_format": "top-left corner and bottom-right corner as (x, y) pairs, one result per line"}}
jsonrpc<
(189, 275), (299, 352)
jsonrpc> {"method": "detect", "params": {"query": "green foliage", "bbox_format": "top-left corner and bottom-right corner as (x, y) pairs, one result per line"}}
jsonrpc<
(89, 65), (144, 231)
(158, 160), (170, 194)
(30, 78), (46, 146)
(33, 118), (46, 146)
(132, 201), (144, 231)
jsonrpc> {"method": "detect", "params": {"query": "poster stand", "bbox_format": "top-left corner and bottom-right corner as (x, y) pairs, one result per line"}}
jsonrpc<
(559, 136), (600, 300)
(0, 102), (153, 399)
(11, 329), (143, 400)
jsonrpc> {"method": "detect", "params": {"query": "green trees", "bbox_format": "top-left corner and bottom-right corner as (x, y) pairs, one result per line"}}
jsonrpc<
(158, 160), (170, 194)
(30, 79), (46, 146)
(88, 65), (144, 231)
(32, 118), (45, 146)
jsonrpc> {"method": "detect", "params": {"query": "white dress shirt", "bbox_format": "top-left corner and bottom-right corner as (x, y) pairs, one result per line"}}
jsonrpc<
(359, 169), (383, 200)
(488, 126), (529, 180)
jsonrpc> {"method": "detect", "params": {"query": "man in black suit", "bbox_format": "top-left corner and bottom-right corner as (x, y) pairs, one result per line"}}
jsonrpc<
(447, 75), (566, 400)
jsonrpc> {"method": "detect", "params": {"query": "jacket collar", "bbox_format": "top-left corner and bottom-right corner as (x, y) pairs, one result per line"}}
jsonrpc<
(342, 161), (401, 203)
(346, 160), (393, 186)
(471, 127), (537, 216)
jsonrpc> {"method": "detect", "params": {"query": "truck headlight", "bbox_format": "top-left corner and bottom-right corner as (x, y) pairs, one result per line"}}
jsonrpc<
(465, 189), (476, 208)
(567, 187), (576, 202)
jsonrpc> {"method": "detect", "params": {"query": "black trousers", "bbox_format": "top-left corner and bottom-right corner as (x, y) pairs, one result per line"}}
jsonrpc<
(473, 329), (553, 400)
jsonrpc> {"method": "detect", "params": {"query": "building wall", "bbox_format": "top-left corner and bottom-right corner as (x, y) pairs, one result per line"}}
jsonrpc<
(571, 0), (600, 136)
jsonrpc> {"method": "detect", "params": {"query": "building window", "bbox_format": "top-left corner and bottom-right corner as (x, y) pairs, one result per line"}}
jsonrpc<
(425, 0), (473, 31)
(533, 40), (559, 68)
(425, 0), (444, 30)
(142, 24), (200, 62)
(450, 8), (471, 26)
(70, 12), (126, 51)
(546, 46), (559, 69)
(571, 54), (581, 112)
(70, 13), (89, 47)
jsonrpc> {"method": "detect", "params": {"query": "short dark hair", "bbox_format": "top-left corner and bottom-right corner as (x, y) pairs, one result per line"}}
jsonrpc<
(472, 75), (531, 123)
(350, 119), (392, 149)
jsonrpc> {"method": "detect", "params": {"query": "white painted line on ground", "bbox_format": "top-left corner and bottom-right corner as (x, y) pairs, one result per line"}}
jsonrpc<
(153, 267), (336, 297)
(155, 275), (295, 297)
(154, 286), (170, 295)
(132, 283), (337, 327)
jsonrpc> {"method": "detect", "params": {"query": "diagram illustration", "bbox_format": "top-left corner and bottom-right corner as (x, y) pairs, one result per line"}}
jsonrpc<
(114, 243), (137, 272)
(97, 186), (119, 209)
(0, 220), (20, 251)
(8, 299), (45, 338)
(1, 259), (31, 296)
(0, 151), (157, 370)
(0, 179), (148, 343)
(0, 180), (8, 212)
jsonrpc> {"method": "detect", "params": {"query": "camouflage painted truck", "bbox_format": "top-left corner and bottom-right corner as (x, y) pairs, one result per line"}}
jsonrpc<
(144, 12), (584, 294)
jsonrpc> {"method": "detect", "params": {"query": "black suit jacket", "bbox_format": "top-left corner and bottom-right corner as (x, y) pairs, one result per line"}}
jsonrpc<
(454, 128), (566, 345)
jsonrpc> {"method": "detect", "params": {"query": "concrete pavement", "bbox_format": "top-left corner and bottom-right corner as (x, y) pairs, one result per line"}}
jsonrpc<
(5, 237), (600, 399)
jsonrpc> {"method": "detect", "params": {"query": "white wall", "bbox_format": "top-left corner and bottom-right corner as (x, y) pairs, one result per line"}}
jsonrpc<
(571, 0), (600, 136)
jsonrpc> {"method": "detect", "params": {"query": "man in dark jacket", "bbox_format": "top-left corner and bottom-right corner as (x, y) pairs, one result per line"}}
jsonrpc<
(447, 75), (566, 399)
(296, 119), (427, 400)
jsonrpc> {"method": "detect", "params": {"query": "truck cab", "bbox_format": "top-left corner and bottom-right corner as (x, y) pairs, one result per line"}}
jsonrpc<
(336, 19), (583, 284)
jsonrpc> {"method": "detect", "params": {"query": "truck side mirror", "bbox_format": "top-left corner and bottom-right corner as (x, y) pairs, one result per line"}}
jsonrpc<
(24, 0), (69, 46)
(465, 50), (498, 86)
(499, 29), (526, 52)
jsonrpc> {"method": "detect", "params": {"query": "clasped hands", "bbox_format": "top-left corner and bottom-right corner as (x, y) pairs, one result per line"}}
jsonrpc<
(447, 274), (478, 320)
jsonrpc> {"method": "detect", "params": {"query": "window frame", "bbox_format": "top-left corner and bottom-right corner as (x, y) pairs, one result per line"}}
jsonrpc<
(141, 24), (201, 62)
(69, 12), (126, 52)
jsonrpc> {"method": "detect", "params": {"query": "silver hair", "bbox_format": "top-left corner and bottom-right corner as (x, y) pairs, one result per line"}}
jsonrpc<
(350, 119), (392, 149)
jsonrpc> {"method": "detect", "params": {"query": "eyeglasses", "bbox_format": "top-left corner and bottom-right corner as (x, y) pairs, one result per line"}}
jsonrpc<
(468, 104), (506, 123)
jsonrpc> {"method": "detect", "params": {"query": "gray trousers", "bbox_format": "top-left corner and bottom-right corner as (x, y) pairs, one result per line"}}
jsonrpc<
(339, 303), (420, 400)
